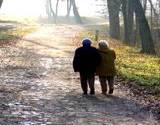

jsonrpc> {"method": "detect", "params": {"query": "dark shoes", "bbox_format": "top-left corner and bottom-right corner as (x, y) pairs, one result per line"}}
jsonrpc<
(84, 90), (113, 95)
(102, 92), (107, 95)
(109, 89), (114, 94)
(101, 89), (113, 95)
(90, 91), (95, 95)
(83, 91), (95, 95)
(83, 91), (88, 95)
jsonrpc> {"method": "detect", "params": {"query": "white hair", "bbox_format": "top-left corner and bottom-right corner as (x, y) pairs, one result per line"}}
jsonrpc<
(98, 40), (109, 48)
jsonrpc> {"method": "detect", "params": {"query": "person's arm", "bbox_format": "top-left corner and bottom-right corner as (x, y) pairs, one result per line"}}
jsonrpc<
(112, 50), (116, 60)
(73, 49), (79, 72)
(113, 50), (116, 59)
(95, 49), (101, 66)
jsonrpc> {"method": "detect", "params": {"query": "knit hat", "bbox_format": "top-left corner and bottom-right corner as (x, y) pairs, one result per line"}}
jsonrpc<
(82, 38), (92, 47)
(98, 40), (109, 49)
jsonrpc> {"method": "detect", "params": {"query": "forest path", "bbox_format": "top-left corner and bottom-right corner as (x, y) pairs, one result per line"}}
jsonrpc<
(0, 24), (158, 125)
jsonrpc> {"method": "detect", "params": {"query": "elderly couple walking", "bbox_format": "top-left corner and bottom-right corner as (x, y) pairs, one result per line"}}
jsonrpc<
(73, 38), (116, 95)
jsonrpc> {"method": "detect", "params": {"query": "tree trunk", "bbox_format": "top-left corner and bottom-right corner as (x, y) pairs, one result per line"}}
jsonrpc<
(122, 0), (134, 45)
(49, 0), (55, 17)
(55, 0), (59, 23)
(46, 0), (52, 19)
(150, 3), (153, 31)
(71, 0), (82, 24)
(0, 0), (3, 8)
(143, 0), (147, 14)
(133, 0), (156, 54)
(107, 0), (121, 39)
(122, 0), (128, 42)
(66, 0), (72, 17)
(148, 0), (159, 28)
(134, 14), (140, 46)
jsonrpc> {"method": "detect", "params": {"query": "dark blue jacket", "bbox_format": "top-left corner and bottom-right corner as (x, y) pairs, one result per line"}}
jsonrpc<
(73, 46), (101, 73)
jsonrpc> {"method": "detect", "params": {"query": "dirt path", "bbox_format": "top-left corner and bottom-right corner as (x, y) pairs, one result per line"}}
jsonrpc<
(0, 24), (159, 125)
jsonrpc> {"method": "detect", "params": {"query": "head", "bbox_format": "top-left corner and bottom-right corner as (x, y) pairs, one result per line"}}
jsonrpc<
(82, 38), (92, 47)
(98, 40), (109, 49)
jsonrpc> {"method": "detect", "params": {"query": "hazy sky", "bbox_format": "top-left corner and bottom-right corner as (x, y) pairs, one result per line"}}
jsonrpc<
(1, 0), (157, 17)
(0, 0), (100, 17)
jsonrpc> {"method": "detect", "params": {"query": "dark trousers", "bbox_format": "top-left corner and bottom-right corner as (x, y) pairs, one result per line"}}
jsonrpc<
(80, 72), (95, 94)
(99, 76), (114, 93)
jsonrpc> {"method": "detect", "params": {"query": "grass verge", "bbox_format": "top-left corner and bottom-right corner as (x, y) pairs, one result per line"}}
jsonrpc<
(0, 16), (37, 45)
(0, 27), (35, 41)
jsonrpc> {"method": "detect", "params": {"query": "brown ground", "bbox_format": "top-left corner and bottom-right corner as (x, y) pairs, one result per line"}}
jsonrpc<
(0, 24), (159, 125)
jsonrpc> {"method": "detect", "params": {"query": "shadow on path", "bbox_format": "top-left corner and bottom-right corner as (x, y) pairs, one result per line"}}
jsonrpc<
(23, 38), (60, 50)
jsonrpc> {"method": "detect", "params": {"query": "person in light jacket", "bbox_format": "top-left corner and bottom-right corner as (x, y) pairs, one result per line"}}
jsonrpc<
(96, 40), (116, 95)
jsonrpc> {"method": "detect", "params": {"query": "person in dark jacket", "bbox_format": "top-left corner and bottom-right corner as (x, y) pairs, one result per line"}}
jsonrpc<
(73, 38), (101, 95)
(96, 40), (116, 95)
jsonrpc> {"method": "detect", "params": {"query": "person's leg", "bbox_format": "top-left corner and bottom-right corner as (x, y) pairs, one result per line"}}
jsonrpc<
(99, 76), (107, 95)
(88, 74), (95, 95)
(107, 76), (114, 94)
(80, 73), (88, 94)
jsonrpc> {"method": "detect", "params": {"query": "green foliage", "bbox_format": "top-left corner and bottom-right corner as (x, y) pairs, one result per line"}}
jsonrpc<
(115, 41), (160, 87)
(0, 30), (16, 40)
(77, 25), (160, 89)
